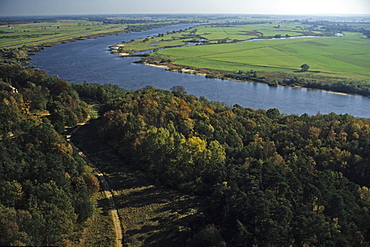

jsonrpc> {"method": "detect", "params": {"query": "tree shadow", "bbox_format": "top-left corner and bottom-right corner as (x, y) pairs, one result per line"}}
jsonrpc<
(74, 119), (206, 246)
(293, 70), (321, 73)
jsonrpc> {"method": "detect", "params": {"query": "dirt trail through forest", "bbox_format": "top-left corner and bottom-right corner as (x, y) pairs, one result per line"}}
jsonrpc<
(68, 122), (123, 247)
(71, 120), (204, 246)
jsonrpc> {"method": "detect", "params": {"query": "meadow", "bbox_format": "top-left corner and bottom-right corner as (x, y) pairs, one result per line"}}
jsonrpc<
(118, 21), (320, 53)
(0, 19), (124, 48)
(194, 22), (323, 43)
(155, 24), (370, 80)
(113, 28), (197, 54)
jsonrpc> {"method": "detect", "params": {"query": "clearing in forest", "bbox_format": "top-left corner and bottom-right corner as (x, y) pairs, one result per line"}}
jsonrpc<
(72, 120), (204, 247)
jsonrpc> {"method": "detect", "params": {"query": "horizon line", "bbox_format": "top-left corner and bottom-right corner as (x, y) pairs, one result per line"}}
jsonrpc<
(1, 13), (370, 18)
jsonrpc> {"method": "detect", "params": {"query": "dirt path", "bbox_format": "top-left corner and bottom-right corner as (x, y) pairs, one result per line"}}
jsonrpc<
(71, 120), (204, 246)
(68, 123), (123, 247)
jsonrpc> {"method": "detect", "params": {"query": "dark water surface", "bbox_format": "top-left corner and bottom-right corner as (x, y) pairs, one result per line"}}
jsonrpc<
(30, 24), (370, 118)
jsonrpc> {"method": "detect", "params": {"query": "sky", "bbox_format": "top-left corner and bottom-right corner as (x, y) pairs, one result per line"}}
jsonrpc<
(0, 0), (369, 16)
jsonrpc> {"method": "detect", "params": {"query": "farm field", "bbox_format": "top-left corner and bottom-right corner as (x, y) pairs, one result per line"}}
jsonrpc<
(0, 19), (125, 48)
(0, 16), (201, 49)
(194, 22), (323, 43)
(115, 28), (196, 54)
(155, 27), (370, 80)
(118, 21), (323, 54)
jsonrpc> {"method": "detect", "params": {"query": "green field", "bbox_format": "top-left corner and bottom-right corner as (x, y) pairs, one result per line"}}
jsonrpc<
(155, 28), (370, 80)
(0, 20), (124, 48)
(194, 22), (322, 43)
(112, 28), (198, 54)
(120, 22), (323, 53)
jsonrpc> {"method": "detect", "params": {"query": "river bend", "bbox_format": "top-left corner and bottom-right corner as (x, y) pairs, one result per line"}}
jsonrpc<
(30, 24), (370, 118)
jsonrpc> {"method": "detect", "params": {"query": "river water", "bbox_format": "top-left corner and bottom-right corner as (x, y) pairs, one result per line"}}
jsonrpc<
(30, 24), (370, 118)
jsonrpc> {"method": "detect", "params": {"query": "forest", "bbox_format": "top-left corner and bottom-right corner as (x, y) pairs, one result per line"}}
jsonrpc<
(0, 47), (99, 246)
(2, 46), (370, 246)
(87, 85), (370, 246)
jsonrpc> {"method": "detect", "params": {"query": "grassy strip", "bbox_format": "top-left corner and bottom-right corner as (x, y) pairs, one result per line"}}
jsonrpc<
(72, 120), (205, 247)
(78, 192), (116, 247)
(109, 169), (202, 247)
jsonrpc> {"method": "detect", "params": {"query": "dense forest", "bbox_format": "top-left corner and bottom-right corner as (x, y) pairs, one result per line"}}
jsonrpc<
(93, 85), (370, 246)
(0, 48), (99, 246)
(2, 46), (370, 246)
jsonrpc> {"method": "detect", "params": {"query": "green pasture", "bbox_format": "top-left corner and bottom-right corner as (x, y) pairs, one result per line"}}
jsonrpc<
(120, 22), (320, 53)
(195, 22), (323, 43)
(116, 28), (196, 53)
(0, 20), (123, 47)
(156, 32), (370, 79)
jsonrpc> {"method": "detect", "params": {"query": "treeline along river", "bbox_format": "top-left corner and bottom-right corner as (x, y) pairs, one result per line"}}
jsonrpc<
(30, 24), (370, 118)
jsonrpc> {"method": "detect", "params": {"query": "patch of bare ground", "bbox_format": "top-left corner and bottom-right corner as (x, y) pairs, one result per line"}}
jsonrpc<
(72, 120), (205, 247)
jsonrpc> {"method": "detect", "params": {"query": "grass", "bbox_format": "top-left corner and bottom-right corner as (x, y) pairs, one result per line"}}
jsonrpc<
(113, 28), (197, 54)
(0, 20), (124, 48)
(73, 119), (204, 247)
(111, 171), (202, 247)
(155, 30), (370, 80)
(119, 22), (322, 54)
(77, 192), (116, 247)
(195, 22), (318, 43)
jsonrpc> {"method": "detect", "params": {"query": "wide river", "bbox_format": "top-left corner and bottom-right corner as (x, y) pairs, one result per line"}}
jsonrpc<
(30, 24), (370, 118)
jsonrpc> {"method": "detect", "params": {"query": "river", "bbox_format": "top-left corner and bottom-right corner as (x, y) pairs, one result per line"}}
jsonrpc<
(30, 24), (370, 118)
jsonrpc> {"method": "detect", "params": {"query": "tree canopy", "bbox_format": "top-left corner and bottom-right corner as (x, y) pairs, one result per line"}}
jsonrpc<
(300, 63), (310, 72)
(2, 46), (370, 246)
(0, 48), (98, 246)
(95, 85), (370, 246)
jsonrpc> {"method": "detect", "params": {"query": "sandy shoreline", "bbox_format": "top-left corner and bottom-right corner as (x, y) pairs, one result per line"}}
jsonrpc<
(144, 62), (169, 69)
(144, 62), (207, 76)
(118, 52), (130, 56)
(110, 43), (127, 55)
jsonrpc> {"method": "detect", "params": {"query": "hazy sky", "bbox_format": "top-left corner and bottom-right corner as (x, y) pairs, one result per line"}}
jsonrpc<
(0, 0), (369, 16)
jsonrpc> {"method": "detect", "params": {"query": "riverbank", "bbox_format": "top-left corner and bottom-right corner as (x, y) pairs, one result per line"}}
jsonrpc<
(117, 24), (370, 97)
(27, 21), (370, 117)
(141, 58), (370, 98)
(144, 62), (207, 76)
(140, 23), (369, 96)
(1, 17), (197, 49)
